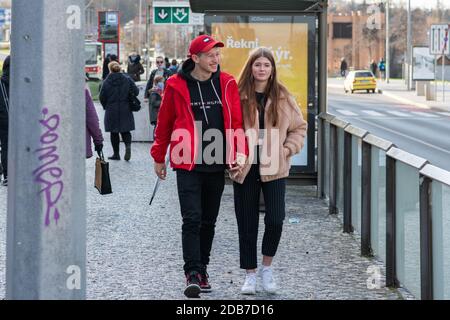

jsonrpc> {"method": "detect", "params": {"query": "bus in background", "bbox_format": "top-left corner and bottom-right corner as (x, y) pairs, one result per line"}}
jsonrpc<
(85, 41), (103, 80)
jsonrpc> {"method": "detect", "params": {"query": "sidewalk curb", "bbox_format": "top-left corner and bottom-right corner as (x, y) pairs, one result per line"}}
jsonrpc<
(378, 89), (430, 110)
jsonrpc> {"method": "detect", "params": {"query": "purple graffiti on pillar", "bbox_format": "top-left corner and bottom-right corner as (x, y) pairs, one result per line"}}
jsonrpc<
(33, 108), (64, 227)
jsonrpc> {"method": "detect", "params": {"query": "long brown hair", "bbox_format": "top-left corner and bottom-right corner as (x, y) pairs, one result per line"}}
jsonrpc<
(238, 47), (292, 127)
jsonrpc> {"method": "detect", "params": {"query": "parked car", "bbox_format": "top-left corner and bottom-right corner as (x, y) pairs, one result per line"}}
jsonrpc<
(344, 70), (377, 93)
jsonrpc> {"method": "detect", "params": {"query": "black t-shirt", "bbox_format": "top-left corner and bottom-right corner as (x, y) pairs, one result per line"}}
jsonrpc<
(255, 92), (267, 165)
(256, 92), (266, 130)
(185, 72), (226, 172)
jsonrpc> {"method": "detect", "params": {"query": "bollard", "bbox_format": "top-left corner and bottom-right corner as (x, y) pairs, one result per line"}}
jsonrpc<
(6, 0), (86, 299)
(416, 81), (427, 97)
(425, 83), (436, 101)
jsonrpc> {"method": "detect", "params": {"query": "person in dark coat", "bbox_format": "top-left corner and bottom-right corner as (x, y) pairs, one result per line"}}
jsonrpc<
(0, 56), (10, 186)
(370, 59), (378, 77)
(99, 61), (139, 161)
(85, 84), (104, 159)
(127, 53), (145, 82)
(340, 57), (348, 77)
(102, 54), (119, 80)
(102, 54), (112, 81)
(164, 57), (170, 69)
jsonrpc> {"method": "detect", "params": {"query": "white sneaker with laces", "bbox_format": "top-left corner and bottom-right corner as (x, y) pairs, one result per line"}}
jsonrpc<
(259, 267), (277, 294)
(241, 273), (257, 295)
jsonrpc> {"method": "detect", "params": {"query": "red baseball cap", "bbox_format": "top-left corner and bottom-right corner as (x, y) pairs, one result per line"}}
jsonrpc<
(188, 35), (224, 57)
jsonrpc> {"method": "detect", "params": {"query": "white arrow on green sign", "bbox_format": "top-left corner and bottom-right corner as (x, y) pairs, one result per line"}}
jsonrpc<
(154, 7), (172, 24)
(172, 7), (189, 24)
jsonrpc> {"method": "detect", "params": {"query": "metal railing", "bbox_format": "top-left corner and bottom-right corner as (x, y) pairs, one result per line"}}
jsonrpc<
(319, 113), (450, 300)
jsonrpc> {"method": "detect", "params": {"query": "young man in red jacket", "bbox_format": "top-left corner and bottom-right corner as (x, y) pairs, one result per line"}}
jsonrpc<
(150, 35), (246, 298)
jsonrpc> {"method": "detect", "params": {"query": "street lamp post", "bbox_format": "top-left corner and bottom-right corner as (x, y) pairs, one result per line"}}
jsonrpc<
(386, 0), (390, 83)
(406, 0), (412, 90)
(139, 0), (143, 55)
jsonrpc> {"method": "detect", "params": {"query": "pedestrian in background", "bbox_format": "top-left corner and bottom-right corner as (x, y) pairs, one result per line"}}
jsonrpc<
(127, 53), (145, 82)
(148, 75), (164, 139)
(164, 57), (170, 69)
(370, 59), (378, 78)
(378, 58), (386, 80)
(102, 54), (119, 81)
(145, 56), (171, 101)
(151, 35), (246, 298)
(0, 56), (10, 186)
(100, 61), (139, 161)
(340, 57), (348, 77)
(232, 47), (307, 295)
(169, 59), (179, 75)
(178, 60), (184, 73)
(85, 77), (104, 159)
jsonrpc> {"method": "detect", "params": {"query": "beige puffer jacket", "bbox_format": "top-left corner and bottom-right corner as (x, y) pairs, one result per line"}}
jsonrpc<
(230, 94), (307, 184)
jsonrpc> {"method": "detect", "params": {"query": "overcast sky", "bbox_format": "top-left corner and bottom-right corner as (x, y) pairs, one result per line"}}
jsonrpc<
(392, 0), (445, 9)
(339, 0), (446, 10)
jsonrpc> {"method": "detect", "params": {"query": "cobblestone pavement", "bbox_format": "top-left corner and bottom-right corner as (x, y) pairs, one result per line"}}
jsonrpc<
(0, 143), (413, 300)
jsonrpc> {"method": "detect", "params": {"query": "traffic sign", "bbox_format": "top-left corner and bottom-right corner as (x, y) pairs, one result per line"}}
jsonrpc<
(430, 24), (450, 55)
(153, 2), (201, 25)
(190, 12), (204, 26)
(154, 6), (172, 24)
(172, 7), (189, 24)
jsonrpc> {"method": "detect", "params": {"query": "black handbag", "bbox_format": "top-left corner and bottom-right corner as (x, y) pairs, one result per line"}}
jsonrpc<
(95, 151), (112, 195)
(129, 84), (141, 112)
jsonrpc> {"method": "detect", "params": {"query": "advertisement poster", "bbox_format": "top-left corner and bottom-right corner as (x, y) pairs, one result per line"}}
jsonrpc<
(413, 47), (435, 81)
(98, 11), (119, 42)
(104, 42), (119, 59)
(206, 16), (316, 172)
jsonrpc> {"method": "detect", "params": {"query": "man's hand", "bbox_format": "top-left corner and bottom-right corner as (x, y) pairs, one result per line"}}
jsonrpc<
(154, 162), (167, 180)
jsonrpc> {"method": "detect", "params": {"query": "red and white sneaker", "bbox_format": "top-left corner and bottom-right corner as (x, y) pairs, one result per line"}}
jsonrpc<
(199, 271), (212, 293)
(184, 271), (201, 298)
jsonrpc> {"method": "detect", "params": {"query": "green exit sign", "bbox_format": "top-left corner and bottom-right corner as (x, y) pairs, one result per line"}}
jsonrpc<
(154, 7), (172, 24)
(153, 5), (190, 24)
(172, 7), (189, 24)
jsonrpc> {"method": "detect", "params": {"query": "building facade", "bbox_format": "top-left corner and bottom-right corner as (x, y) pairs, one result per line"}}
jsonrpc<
(328, 11), (386, 76)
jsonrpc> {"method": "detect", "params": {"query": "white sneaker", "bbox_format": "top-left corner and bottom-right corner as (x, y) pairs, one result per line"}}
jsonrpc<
(241, 273), (257, 295)
(259, 267), (277, 294)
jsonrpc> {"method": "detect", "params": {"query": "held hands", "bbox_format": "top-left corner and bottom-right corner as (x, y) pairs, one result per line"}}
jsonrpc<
(228, 153), (246, 176)
(228, 162), (243, 176)
(154, 162), (167, 180)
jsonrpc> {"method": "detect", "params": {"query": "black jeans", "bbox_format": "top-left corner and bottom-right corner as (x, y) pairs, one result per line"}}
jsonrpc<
(110, 132), (131, 155)
(233, 165), (286, 270)
(176, 169), (225, 274)
(0, 125), (7, 179)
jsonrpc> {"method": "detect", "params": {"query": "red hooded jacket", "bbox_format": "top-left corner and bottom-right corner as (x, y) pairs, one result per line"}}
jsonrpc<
(150, 72), (247, 171)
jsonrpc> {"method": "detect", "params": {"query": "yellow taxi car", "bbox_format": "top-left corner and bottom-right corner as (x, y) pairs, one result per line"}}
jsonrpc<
(344, 70), (377, 93)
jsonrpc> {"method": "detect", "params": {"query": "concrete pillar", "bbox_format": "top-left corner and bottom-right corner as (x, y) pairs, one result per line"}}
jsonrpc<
(7, 0), (86, 299)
